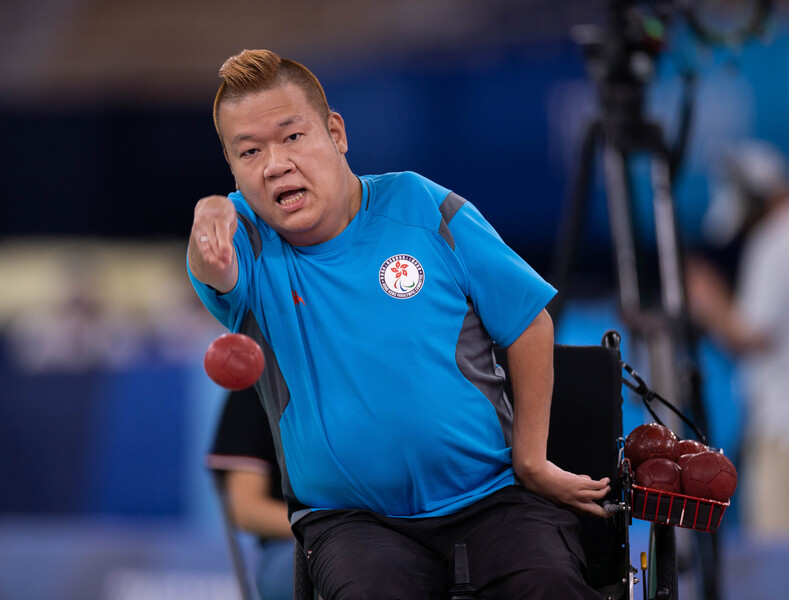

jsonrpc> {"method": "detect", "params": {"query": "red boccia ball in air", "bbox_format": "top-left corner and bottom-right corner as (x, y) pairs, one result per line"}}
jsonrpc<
(203, 333), (265, 390)
(624, 423), (679, 470)
(681, 450), (738, 502)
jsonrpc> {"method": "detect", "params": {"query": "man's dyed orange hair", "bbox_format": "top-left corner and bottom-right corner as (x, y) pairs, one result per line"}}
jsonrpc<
(212, 49), (330, 143)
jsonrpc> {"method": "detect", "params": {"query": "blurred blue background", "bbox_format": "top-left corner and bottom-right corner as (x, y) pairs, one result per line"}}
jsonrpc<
(1, 1), (788, 599)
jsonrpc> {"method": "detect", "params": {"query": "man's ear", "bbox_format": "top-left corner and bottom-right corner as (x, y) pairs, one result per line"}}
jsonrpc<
(328, 112), (348, 154)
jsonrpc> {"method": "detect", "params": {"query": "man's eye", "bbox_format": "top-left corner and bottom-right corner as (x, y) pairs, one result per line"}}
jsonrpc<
(241, 148), (259, 157)
(286, 133), (301, 142)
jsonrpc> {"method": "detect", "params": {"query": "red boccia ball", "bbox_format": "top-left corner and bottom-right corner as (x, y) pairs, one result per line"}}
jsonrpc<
(681, 450), (738, 502)
(624, 423), (678, 470)
(204, 333), (265, 390)
(635, 458), (683, 494)
(676, 453), (695, 471)
(676, 438), (708, 459)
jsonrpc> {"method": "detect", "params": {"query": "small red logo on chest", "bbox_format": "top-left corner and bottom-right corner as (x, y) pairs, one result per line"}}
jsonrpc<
(292, 290), (305, 306)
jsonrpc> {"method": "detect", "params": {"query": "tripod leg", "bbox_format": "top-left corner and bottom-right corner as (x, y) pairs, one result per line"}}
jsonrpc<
(602, 141), (641, 314)
(647, 146), (720, 600)
(651, 151), (714, 440)
(601, 131), (720, 600)
(650, 155), (685, 318)
(548, 120), (602, 322)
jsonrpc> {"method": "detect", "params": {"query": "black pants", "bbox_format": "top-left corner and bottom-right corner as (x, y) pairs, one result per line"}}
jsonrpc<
(293, 485), (602, 600)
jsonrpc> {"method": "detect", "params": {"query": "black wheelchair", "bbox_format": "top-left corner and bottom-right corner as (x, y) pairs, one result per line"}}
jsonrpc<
(217, 331), (727, 600)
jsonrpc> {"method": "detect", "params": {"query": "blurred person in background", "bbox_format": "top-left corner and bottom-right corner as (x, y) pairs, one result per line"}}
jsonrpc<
(5, 250), (143, 373)
(685, 139), (789, 538)
(207, 387), (294, 600)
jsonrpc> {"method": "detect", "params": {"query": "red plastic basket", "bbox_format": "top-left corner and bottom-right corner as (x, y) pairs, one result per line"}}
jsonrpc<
(631, 485), (729, 532)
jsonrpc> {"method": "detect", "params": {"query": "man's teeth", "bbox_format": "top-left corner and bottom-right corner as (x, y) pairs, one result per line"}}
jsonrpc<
(279, 190), (305, 206)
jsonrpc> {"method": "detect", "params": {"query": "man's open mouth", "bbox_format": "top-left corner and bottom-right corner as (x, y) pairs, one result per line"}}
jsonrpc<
(278, 189), (306, 206)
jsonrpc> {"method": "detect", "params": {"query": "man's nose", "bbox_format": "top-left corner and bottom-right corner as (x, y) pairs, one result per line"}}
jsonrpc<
(264, 145), (294, 179)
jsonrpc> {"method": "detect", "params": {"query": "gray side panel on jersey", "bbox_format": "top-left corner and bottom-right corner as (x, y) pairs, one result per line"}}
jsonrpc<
(239, 310), (305, 514)
(237, 212), (263, 259)
(438, 192), (466, 250)
(455, 300), (513, 445)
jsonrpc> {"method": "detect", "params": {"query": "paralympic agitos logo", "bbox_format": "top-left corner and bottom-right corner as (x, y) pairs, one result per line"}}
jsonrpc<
(379, 255), (425, 299)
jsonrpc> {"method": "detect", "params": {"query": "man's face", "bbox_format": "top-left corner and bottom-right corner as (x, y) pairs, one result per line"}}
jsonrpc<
(219, 82), (356, 246)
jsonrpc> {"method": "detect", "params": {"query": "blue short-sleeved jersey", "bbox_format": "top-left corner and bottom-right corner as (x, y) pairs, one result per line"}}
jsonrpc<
(189, 171), (556, 520)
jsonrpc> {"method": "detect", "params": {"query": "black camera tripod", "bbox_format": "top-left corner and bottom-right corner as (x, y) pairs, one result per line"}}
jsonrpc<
(547, 3), (719, 599)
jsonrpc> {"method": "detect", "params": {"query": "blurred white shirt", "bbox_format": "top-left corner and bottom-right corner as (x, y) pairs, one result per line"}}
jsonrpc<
(737, 204), (789, 446)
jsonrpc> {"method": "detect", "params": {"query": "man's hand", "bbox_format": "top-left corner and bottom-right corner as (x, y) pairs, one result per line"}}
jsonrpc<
(188, 195), (239, 293)
(515, 459), (611, 518)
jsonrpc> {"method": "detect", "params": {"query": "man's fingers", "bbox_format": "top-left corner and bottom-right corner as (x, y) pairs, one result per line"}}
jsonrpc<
(213, 220), (235, 263)
(192, 230), (231, 270)
(571, 475), (612, 517)
(573, 492), (613, 518)
(194, 232), (219, 262)
(575, 484), (611, 502)
(575, 475), (610, 490)
(191, 195), (237, 267)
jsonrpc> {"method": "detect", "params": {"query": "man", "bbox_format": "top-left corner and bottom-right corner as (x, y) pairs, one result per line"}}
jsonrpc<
(189, 49), (609, 599)
(686, 139), (789, 538)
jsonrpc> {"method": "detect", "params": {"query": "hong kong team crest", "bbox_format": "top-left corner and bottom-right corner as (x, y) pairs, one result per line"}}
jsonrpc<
(379, 255), (425, 299)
